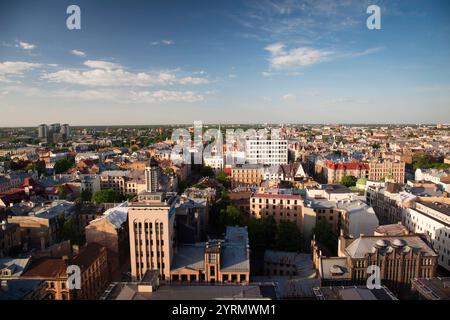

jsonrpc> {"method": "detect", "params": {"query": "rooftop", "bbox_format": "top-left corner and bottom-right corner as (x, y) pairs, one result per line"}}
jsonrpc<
(411, 277), (450, 300)
(103, 283), (274, 300)
(314, 285), (397, 300)
(345, 235), (437, 259)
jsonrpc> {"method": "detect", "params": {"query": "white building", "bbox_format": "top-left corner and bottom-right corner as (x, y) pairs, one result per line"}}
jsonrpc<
(403, 201), (450, 272)
(79, 174), (101, 194)
(415, 168), (450, 192)
(336, 199), (380, 238)
(245, 139), (288, 165)
(203, 155), (224, 172)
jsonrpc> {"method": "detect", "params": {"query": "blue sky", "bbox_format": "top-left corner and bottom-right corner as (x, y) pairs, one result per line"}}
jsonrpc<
(0, 0), (449, 126)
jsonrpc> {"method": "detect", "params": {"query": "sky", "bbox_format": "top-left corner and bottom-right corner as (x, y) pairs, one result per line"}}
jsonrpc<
(0, 0), (449, 126)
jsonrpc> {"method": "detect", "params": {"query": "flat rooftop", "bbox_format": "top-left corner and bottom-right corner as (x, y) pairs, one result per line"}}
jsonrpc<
(103, 283), (276, 300)
(314, 286), (397, 300)
(412, 277), (450, 300)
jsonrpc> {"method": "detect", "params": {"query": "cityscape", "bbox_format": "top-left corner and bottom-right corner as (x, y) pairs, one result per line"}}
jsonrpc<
(0, 0), (450, 308)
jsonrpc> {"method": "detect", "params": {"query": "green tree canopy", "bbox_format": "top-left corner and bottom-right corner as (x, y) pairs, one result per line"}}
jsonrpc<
(200, 165), (215, 178)
(341, 175), (357, 188)
(91, 189), (124, 204)
(275, 221), (302, 252)
(312, 219), (337, 253)
(54, 158), (75, 174)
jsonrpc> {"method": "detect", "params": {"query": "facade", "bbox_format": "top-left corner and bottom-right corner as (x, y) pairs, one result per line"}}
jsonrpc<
(335, 199), (379, 239)
(368, 159), (405, 184)
(245, 139), (288, 165)
(339, 235), (437, 288)
(7, 200), (76, 250)
(79, 174), (101, 194)
(403, 201), (450, 272)
(0, 222), (21, 257)
(313, 234), (438, 291)
(144, 158), (160, 193)
(128, 192), (177, 281)
(250, 191), (303, 229)
(85, 202), (129, 280)
(323, 160), (369, 184)
(365, 183), (411, 224)
(231, 164), (264, 189)
(21, 243), (109, 300)
(203, 155), (224, 173)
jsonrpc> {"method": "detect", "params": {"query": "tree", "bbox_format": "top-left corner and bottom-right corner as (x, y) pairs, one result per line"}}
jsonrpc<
(80, 189), (92, 202)
(91, 189), (124, 204)
(54, 158), (74, 174)
(312, 219), (337, 253)
(275, 221), (302, 252)
(200, 166), (215, 178)
(56, 185), (68, 200)
(218, 205), (243, 228)
(248, 216), (276, 251)
(341, 175), (357, 188)
(215, 171), (230, 188)
(164, 167), (175, 175)
(62, 218), (82, 245)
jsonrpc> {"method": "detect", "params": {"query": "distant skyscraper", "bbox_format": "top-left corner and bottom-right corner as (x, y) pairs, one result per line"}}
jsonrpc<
(61, 124), (70, 138)
(145, 157), (160, 192)
(38, 124), (48, 139)
(49, 123), (61, 134)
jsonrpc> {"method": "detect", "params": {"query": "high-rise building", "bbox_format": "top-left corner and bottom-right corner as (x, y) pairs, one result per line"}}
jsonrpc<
(145, 157), (160, 192)
(61, 124), (70, 138)
(38, 124), (48, 139)
(128, 192), (177, 281)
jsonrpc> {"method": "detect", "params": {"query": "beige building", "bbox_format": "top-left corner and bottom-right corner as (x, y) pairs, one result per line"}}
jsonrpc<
(128, 192), (176, 281)
(231, 164), (264, 188)
(313, 234), (438, 290)
(368, 159), (405, 183)
(21, 243), (109, 300)
(85, 202), (129, 281)
(250, 191), (303, 229)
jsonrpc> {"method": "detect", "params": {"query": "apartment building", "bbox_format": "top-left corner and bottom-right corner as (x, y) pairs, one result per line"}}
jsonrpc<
(85, 202), (129, 281)
(323, 160), (369, 184)
(403, 201), (450, 272)
(21, 243), (109, 300)
(231, 164), (264, 188)
(245, 139), (288, 165)
(368, 159), (405, 184)
(250, 191), (303, 229)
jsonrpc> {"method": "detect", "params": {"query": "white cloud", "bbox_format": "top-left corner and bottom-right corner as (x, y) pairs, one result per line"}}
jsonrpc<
(4, 85), (205, 103)
(16, 41), (36, 50)
(41, 60), (208, 87)
(228, 74), (237, 78)
(282, 93), (296, 101)
(152, 40), (175, 45)
(83, 60), (122, 70)
(71, 49), (86, 57)
(265, 43), (332, 69)
(0, 61), (41, 77)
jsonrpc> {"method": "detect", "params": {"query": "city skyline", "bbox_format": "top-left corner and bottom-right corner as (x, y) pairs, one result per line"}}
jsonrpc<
(1, 0), (450, 126)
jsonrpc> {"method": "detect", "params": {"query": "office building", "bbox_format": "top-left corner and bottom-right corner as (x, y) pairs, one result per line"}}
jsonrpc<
(245, 139), (288, 165)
